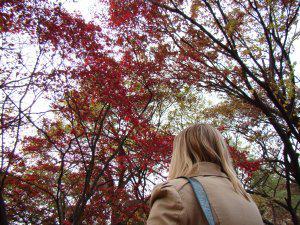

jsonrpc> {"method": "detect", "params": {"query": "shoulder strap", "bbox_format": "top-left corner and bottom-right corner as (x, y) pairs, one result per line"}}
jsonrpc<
(178, 176), (215, 225)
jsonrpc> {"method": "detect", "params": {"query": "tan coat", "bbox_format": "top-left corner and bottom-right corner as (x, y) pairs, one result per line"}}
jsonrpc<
(147, 162), (264, 225)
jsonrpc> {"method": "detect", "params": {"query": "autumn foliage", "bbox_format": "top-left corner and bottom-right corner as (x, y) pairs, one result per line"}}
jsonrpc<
(1, 0), (299, 224)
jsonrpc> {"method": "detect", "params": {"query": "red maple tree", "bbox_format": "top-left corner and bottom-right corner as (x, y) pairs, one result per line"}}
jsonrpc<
(1, 0), (268, 224)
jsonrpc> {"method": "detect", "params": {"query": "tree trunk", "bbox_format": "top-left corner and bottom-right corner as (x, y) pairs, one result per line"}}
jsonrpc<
(0, 190), (8, 225)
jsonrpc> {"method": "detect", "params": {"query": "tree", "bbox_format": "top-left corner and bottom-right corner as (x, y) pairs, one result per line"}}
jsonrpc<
(0, 0), (69, 222)
(1, 1), (174, 224)
(5, 85), (173, 224)
(106, 0), (300, 223)
(2, 0), (298, 223)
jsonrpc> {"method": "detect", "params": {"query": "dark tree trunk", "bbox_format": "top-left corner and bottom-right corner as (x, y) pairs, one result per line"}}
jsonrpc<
(0, 190), (8, 225)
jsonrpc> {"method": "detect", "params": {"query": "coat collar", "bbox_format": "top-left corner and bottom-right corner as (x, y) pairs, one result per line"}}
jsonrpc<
(187, 162), (229, 178)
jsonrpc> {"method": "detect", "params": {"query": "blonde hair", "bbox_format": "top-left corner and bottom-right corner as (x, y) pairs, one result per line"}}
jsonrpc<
(168, 123), (251, 201)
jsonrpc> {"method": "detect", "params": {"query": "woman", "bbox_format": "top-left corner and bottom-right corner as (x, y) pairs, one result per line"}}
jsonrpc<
(146, 124), (264, 225)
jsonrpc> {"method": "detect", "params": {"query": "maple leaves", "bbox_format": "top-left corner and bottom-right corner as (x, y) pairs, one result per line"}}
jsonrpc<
(228, 145), (261, 178)
(1, 0), (175, 224)
(4, 56), (173, 223)
(109, 0), (160, 27)
(109, 0), (139, 26)
(1, 0), (299, 224)
(106, 0), (300, 203)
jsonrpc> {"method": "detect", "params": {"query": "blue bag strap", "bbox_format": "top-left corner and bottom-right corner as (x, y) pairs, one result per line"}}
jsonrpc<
(178, 176), (215, 225)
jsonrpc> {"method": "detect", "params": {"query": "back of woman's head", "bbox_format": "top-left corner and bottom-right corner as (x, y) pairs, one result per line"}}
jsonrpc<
(168, 123), (251, 201)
